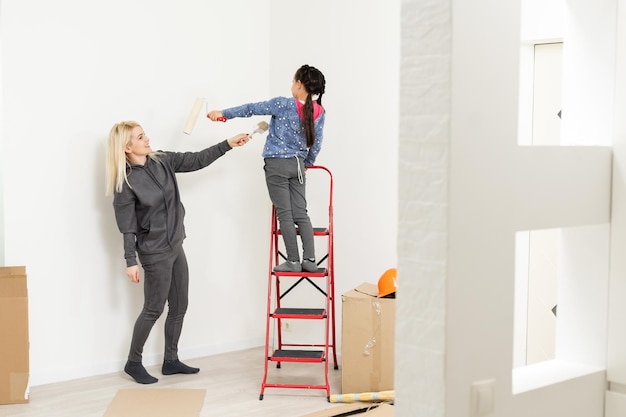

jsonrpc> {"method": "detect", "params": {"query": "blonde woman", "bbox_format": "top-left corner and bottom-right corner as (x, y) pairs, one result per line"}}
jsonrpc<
(106, 121), (248, 384)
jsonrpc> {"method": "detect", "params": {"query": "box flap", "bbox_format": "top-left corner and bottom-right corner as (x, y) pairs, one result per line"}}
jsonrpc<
(299, 403), (383, 417)
(342, 282), (379, 299)
(363, 403), (393, 416)
(355, 282), (379, 298)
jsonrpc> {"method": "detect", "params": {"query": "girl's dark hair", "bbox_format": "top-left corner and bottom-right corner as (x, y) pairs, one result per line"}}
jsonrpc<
(295, 64), (326, 148)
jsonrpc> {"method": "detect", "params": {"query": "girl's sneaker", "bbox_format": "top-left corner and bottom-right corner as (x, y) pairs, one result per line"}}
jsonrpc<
(274, 260), (302, 272)
(301, 259), (318, 272)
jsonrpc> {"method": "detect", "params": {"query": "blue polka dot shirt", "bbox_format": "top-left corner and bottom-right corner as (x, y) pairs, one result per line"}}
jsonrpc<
(222, 96), (325, 167)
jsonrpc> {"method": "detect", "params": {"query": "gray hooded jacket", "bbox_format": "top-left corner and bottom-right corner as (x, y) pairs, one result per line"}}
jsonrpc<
(113, 140), (231, 267)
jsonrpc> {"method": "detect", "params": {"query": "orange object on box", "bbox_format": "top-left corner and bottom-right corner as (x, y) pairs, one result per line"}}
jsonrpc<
(377, 268), (397, 298)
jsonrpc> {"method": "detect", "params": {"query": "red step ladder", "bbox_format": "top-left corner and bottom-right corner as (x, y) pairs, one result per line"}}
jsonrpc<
(259, 165), (338, 401)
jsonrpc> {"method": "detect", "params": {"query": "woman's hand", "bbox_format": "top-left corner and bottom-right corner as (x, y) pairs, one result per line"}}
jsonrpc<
(126, 265), (140, 283)
(228, 133), (250, 148)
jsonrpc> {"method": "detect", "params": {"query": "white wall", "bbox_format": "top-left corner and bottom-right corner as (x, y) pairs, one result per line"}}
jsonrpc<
(1, 0), (271, 385)
(396, 0), (450, 416)
(607, 0), (626, 414)
(0, 0), (400, 386)
(397, 0), (613, 416)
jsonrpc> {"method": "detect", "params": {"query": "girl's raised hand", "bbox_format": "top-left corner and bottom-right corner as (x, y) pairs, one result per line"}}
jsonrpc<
(207, 110), (225, 122)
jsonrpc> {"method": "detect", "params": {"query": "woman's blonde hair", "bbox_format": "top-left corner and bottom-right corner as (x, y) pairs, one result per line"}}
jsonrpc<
(105, 120), (139, 196)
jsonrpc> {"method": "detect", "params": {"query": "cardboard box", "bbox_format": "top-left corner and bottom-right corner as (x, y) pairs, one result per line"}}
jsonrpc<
(299, 402), (394, 417)
(0, 266), (29, 405)
(103, 389), (206, 417)
(341, 282), (395, 394)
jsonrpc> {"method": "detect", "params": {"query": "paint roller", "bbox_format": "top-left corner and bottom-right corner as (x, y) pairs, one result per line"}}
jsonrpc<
(183, 97), (228, 135)
(183, 98), (205, 135)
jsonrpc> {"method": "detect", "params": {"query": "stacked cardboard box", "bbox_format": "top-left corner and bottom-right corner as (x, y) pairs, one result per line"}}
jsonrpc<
(0, 266), (29, 405)
(341, 282), (395, 395)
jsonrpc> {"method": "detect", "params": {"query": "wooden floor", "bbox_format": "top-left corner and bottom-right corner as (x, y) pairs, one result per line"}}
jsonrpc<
(0, 347), (347, 417)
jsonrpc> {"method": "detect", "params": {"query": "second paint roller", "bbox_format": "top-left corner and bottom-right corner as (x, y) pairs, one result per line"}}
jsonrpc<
(183, 97), (227, 135)
(183, 98), (204, 135)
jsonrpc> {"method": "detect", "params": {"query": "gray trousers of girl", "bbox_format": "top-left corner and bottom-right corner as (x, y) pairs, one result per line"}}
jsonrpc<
(128, 245), (189, 362)
(264, 157), (315, 262)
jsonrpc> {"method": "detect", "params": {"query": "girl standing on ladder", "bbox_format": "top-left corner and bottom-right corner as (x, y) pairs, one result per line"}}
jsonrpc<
(209, 64), (327, 273)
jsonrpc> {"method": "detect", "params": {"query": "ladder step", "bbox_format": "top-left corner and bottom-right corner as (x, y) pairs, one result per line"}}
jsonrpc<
(273, 268), (327, 277)
(276, 227), (328, 236)
(270, 350), (325, 362)
(272, 308), (326, 319)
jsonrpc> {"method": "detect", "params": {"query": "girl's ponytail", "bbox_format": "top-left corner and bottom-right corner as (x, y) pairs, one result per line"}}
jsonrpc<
(295, 65), (326, 148)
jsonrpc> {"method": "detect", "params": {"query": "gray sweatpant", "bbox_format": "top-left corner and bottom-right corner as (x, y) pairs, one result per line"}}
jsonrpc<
(128, 245), (189, 362)
(264, 157), (315, 262)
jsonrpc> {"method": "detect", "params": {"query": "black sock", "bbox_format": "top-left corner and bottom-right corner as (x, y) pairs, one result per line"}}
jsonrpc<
(124, 360), (158, 384)
(162, 359), (200, 375)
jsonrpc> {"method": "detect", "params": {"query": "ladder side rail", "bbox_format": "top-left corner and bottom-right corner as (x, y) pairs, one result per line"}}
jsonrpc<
(310, 166), (338, 369)
(310, 165), (335, 396)
(323, 257), (332, 398)
(260, 206), (279, 398)
(273, 208), (285, 355)
(327, 168), (339, 368)
(328, 205), (338, 368)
